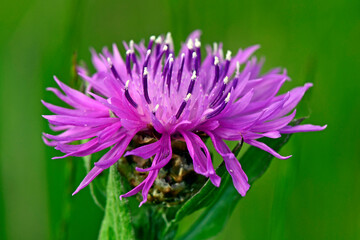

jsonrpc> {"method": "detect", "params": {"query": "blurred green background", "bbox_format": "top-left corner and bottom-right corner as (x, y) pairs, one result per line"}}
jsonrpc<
(1, 0), (359, 239)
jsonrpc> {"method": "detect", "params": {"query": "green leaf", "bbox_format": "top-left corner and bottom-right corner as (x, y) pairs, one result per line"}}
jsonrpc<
(178, 126), (299, 240)
(98, 164), (135, 240)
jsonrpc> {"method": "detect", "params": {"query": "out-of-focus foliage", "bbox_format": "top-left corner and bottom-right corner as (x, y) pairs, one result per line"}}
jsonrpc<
(0, 0), (359, 239)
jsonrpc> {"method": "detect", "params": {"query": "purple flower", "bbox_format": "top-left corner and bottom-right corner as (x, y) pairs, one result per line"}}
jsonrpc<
(43, 31), (326, 206)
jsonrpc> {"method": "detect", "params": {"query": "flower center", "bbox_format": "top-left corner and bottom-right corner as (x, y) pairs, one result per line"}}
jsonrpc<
(117, 131), (208, 206)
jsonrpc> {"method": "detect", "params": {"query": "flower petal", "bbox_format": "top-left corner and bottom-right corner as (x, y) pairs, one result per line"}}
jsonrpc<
(207, 132), (250, 196)
(72, 166), (104, 195)
(279, 124), (327, 134)
(246, 139), (292, 160)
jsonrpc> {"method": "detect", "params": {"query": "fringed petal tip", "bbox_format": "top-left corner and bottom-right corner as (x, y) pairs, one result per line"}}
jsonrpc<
(72, 183), (85, 196)
(304, 82), (314, 89)
(72, 189), (79, 196)
(246, 139), (292, 160)
(210, 174), (221, 187)
(239, 183), (250, 197)
(279, 124), (327, 134)
(139, 200), (147, 207)
(53, 75), (61, 84)
(42, 135), (59, 147)
(279, 154), (292, 160)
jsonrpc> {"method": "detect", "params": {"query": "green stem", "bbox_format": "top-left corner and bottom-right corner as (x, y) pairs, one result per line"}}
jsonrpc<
(98, 164), (135, 240)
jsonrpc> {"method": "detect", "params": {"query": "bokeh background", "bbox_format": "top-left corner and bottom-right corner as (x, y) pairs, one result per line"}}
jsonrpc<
(1, 0), (359, 239)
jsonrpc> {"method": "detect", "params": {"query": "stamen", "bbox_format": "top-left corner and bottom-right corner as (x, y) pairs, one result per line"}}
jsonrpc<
(187, 70), (197, 94)
(210, 76), (229, 107)
(222, 50), (231, 78)
(147, 35), (156, 50)
(187, 39), (194, 50)
(187, 39), (194, 71)
(126, 50), (133, 78)
(177, 53), (185, 92)
(236, 61), (241, 76)
(214, 56), (219, 65)
(164, 33), (172, 59)
(232, 61), (240, 88)
(153, 45), (168, 78)
(142, 67), (151, 104)
(226, 50), (232, 61)
(124, 80), (138, 108)
(129, 40), (134, 50)
(213, 42), (218, 55)
(165, 32), (173, 50)
(195, 38), (201, 48)
(195, 38), (202, 70)
(155, 36), (162, 44)
(206, 92), (231, 119)
(155, 36), (162, 56)
(107, 57), (124, 84)
(192, 51), (199, 72)
(166, 58), (174, 95)
(225, 92), (231, 102)
(162, 53), (173, 78)
(192, 51), (197, 59)
(131, 51), (140, 74)
(152, 104), (159, 115)
(176, 93), (191, 119)
(210, 56), (220, 91)
(143, 49), (152, 68)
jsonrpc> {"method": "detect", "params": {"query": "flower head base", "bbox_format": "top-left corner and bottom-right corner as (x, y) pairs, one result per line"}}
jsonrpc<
(43, 31), (326, 206)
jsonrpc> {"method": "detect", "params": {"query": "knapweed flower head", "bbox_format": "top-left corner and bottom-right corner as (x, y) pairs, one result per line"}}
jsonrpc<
(43, 31), (326, 206)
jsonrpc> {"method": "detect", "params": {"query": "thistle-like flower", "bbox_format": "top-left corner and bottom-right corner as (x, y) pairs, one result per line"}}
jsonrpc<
(43, 31), (326, 206)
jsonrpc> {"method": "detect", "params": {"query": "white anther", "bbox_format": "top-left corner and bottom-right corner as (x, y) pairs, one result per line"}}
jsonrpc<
(107, 57), (113, 66)
(146, 49), (152, 56)
(195, 38), (201, 48)
(165, 32), (173, 45)
(185, 93), (192, 101)
(181, 53), (185, 58)
(126, 49), (133, 55)
(191, 71), (197, 80)
(143, 67), (148, 76)
(225, 92), (231, 103)
(125, 80), (130, 89)
(226, 50), (232, 61)
(236, 61), (241, 75)
(169, 57), (174, 64)
(129, 40), (134, 50)
(223, 76), (229, 84)
(192, 51), (197, 59)
(150, 35), (156, 41)
(187, 39), (194, 50)
(155, 36), (162, 44)
(213, 42), (218, 54)
(163, 45), (168, 51)
(214, 56), (219, 65)
(153, 104), (159, 113)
